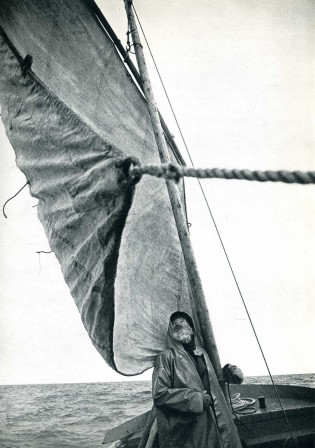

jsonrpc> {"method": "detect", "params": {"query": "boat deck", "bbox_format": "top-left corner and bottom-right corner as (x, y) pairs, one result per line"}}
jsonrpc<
(103, 384), (315, 448)
(231, 385), (315, 447)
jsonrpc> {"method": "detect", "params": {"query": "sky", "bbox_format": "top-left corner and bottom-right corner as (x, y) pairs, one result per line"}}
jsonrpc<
(0, 0), (314, 385)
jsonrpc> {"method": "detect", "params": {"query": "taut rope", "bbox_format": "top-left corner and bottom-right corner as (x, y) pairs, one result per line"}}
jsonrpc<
(130, 162), (315, 185)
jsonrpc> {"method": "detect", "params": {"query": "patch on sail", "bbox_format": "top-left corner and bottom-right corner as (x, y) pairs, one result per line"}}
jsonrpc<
(0, 0), (199, 375)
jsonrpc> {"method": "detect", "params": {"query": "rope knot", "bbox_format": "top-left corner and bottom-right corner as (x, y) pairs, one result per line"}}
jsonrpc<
(126, 29), (135, 54)
(165, 163), (182, 183)
(115, 156), (141, 186)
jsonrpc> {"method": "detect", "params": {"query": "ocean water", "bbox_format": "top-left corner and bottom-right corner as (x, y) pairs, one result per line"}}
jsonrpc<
(0, 374), (314, 448)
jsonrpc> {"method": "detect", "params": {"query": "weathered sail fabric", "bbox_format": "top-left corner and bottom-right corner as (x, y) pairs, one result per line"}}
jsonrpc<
(0, 28), (139, 371)
(0, 0), (198, 374)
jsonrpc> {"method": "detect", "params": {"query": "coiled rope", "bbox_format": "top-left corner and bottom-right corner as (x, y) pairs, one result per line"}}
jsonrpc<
(230, 393), (256, 415)
(129, 162), (315, 185)
(226, 383), (257, 438)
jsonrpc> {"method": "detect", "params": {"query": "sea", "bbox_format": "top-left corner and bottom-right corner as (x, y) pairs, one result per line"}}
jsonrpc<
(0, 374), (314, 448)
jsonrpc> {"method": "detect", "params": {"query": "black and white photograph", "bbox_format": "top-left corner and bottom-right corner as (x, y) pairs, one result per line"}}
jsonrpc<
(0, 1), (314, 447)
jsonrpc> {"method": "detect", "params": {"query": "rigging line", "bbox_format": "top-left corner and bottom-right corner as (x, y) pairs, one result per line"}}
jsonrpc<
(132, 6), (296, 438)
(206, 209), (296, 438)
(126, 23), (136, 55)
(132, 5), (190, 162)
(130, 164), (315, 184)
(132, 1), (226, 244)
(2, 181), (29, 218)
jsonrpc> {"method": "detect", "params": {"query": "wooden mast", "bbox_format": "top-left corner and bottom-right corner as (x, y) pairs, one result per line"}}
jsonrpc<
(123, 1), (225, 388)
(92, 1), (185, 166)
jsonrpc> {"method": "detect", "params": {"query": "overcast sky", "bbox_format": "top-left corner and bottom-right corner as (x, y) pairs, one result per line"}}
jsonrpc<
(0, 0), (314, 385)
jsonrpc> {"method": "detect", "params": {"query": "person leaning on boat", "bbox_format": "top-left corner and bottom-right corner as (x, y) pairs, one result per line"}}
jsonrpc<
(152, 311), (243, 448)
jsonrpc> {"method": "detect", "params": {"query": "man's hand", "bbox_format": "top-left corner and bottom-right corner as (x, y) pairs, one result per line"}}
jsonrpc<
(202, 391), (211, 408)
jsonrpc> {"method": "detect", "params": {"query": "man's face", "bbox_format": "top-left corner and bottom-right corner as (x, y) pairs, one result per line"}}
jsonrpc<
(171, 317), (193, 344)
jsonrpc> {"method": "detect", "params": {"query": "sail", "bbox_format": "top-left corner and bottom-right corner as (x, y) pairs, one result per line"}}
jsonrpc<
(0, 0), (199, 374)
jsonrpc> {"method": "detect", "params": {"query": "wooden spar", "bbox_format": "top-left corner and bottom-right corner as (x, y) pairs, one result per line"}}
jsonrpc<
(123, 1), (225, 387)
(91, 1), (185, 166)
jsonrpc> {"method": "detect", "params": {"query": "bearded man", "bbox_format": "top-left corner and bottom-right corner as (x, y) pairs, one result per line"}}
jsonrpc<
(152, 311), (243, 448)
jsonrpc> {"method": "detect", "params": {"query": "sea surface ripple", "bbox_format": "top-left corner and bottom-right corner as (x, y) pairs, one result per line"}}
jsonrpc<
(0, 374), (314, 448)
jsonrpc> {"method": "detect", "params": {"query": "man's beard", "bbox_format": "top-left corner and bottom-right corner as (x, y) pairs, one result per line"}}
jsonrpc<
(173, 329), (192, 344)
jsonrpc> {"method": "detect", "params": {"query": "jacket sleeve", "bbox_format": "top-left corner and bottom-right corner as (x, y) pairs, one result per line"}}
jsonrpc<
(152, 351), (204, 415)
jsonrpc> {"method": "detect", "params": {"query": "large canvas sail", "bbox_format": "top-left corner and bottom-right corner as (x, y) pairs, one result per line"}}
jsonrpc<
(0, 0), (199, 374)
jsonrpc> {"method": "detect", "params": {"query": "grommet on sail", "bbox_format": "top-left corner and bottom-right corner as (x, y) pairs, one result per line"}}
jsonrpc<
(0, 0), (199, 374)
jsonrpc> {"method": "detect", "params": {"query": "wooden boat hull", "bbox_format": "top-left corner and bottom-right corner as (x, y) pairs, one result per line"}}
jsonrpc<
(102, 384), (315, 447)
(231, 384), (315, 447)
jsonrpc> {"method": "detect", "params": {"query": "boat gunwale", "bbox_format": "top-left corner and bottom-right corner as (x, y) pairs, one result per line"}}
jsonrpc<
(102, 383), (315, 444)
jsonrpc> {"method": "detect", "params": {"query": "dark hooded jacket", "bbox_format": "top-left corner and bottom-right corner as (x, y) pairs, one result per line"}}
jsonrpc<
(152, 313), (242, 448)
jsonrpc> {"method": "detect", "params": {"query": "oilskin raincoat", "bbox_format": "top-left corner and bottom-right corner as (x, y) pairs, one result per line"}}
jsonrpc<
(152, 315), (242, 448)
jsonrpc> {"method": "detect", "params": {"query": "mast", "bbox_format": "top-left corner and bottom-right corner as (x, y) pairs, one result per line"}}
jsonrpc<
(92, 1), (185, 166)
(124, 0), (225, 388)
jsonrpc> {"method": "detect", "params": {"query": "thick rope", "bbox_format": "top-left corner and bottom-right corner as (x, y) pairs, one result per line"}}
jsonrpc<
(130, 163), (315, 185)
